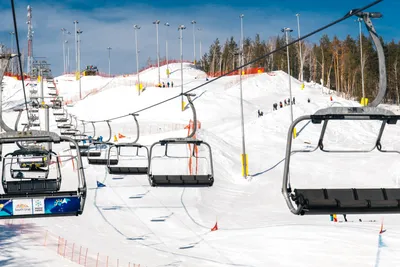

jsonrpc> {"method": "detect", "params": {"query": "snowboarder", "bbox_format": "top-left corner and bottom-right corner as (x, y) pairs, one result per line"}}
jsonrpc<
(343, 214), (348, 222)
(257, 110), (264, 117)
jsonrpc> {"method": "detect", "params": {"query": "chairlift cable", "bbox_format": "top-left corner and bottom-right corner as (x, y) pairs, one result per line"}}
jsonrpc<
(10, 0), (30, 120)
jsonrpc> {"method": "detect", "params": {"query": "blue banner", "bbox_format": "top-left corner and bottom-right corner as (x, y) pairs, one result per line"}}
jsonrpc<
(0, 196), (80, 217)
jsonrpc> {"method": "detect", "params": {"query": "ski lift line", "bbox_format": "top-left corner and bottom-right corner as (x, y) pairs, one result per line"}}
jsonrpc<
(10, 0), (29, 121)
(67, 0), (382, 125)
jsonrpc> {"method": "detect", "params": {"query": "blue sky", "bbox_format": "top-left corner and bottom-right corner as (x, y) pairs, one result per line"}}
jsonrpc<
(0, 0), (397, 76)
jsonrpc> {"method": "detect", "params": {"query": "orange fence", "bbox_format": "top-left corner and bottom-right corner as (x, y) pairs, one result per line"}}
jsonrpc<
(0, 219), (144, 267)
(4, 72), (31, 80)
(207, 67), (264, 77)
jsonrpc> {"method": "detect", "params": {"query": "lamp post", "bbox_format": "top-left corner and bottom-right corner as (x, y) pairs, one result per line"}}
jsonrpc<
(73, 21), (79, 80)
(65, 40), (70, 73)
(77, 29), (83, 100)
(164, 22), (170, 78)
(358, 18), (365, 100)
(198, 28), (203, 67)
(239, 14), (248, 178)
(61, 28), (67, 73)
(178, 25), (186, 111)
(282, 27), (294, 125)
(191, 20), (196, 64)
(9, 31), (14, 74)
(107, 47), (112, 77)
(134, 24), (141, 96)
(296, 13), (303, 82)
(153, 20), (161, 85)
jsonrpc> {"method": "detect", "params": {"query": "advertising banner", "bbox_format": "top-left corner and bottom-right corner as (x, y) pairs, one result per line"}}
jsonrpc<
(13, 199), (33, 215)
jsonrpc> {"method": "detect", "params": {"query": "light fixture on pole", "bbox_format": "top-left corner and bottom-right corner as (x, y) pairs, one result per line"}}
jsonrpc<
(153, 20), (161, 85)
(282, 27), (295, 127)
(178, 24), (186, 111)
(296, 13), (303, 83)
(107, 47), (112, 77)
(73, 20), (79, 80)
(358, 17), (365, 101)
(164, 22), (170, 78)
(198, 28), (203, 67)
(77, 28), (83, 100)
(191, 20), (196, 64)
(61, 28), (67, 73)
(134, 24), (141, 96)
(239, 14), (248, 178)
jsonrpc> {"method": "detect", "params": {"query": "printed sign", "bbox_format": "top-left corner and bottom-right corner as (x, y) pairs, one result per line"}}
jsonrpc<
(44, 197), (80, 214)
(33, 199), (45, 214)
(13, 199), (33, 215)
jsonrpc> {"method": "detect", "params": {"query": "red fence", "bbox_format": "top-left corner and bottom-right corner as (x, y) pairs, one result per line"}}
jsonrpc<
(207, 67), (264, 78)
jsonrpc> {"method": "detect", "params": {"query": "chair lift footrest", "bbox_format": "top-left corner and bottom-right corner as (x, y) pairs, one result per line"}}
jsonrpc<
(5, 179), (61, 194)
(107, 166), (148, 175)
(88, 159), (118, 165)
(149, 175), (214, 187)
(293, 188), (400, 215)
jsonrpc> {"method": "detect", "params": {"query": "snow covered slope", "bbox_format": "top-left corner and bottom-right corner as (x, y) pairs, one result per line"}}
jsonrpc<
(1, 63), (400, 267)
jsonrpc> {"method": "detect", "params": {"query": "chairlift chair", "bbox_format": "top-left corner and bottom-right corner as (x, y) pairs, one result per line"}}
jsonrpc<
(281, 12), (400, 215)
(148, 94), (214, 187)
(0, 130), (86, 218)
(105, 114), (149, 175)
(87, 121), (114, 164)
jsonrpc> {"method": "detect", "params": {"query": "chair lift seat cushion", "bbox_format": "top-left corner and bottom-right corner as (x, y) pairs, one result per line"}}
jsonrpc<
(88, 158), (118, 165)
(326, 189), (368, 208)
(293, 189), (337, 208)
(383, 189), (400, 207)
(356, 189), (399, 208)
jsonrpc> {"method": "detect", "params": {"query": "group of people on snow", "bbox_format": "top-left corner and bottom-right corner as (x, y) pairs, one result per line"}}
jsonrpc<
(157, 81), (174, 88)
(273, 97), (296, 111)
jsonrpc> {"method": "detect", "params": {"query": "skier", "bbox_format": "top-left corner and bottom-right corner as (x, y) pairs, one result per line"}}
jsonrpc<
(273, 103), (278, 111)
(343, 214), (347, 222)
(162, 82), (165, 88)
(288, 98), (291, 105)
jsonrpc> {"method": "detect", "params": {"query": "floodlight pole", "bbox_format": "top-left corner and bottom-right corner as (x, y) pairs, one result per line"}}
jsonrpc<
(9, 32), (14, 74)
(358, 18), (365, 100)
(282, 27), (294, 124)
(178, 25), (186, 111)
(153, 20), (161, 85)
(296, 14), (303, 82)
(164, 22), (170, 78)
(73, 21), (78, 78)
(61, 28), (66, 73)
(239, 14), (248, 179)
(191, 20), (196, 64)
(107, 47), (112, 77)
(66, 40), (70, 73)
(198, 28), (203, 67)
(77, 29), (83, 100)
(134, 24), (141, 96)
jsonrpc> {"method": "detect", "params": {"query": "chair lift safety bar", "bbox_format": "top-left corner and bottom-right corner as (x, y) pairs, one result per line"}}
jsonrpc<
(281, 11), (400, 215)
(87, 121), (113, 164)
(148, 94), (215, 187)
(0, 130), (87, 219)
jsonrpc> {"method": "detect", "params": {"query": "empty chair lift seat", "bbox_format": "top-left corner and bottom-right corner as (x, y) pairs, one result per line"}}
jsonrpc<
(149, 174), (214, 187)
(293, 188), (400, 214)
(88, 158), (117, 165)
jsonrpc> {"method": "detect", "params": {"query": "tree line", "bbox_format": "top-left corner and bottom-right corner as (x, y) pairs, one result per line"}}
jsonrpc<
(199, 33), (400, 104)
